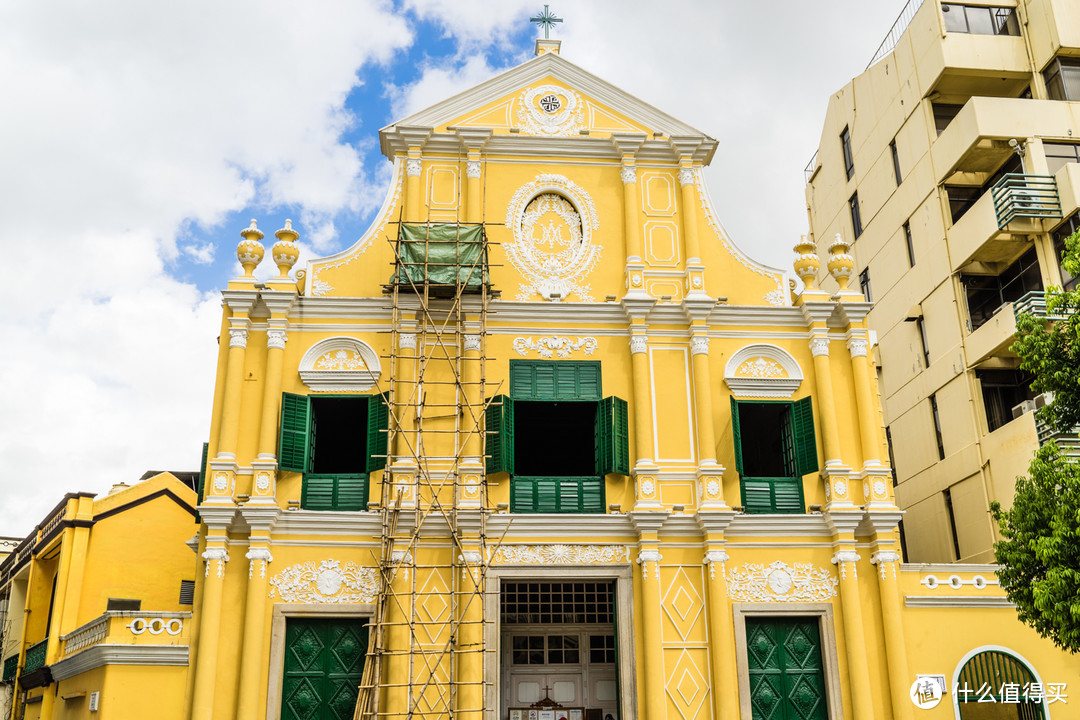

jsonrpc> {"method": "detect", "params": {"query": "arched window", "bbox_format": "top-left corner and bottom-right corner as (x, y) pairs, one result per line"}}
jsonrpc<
(954, 649), (1046, 719)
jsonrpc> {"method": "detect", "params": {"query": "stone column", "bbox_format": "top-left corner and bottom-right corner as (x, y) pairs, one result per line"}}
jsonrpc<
(235, 508), (277, 720)
(190, 530), (230, 720)
(465, 155), (482, 224)
(631, 512), (668, 720)
(828, 512), (875, 720)
(846, 334), (880, 467)
(455, 514), (484, 720)
(384, 548), (413, 718)
(459, 329), (483, 508)
(699, 512), (739, 719)
(871, 541), (913, 720)
(613, 134), (647, 299)
(405, 151), (423, 223)
(677, 159), (707, 298)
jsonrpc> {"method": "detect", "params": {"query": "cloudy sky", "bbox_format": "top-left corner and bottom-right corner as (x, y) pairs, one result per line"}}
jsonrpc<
(0, 0), (903, 536)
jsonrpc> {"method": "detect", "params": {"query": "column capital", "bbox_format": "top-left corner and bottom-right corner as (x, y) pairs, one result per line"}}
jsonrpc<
(846, 336), (868, 358)
(266, 328), (287, 350)
(619, 164), (637, 184)
(202, 547), (230, 578)
(466, 160), (482, 179)
(629, 334), (649, 354)
(810, 337), (830, 357)
(463, 334), (482, 352)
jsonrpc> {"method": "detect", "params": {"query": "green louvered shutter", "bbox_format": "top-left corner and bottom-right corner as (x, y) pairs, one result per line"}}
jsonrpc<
(485, 395), (514, 474)
(575, 363), (602, 400)
(580, 478), (605, 513)
(742, 478), (773, 513)
(535, 478), (558, 512)
(509, 361), (602, 400)
(197, 442), (209, 503)
(279, 393), (311, 473)
(335, 476), (369, 510)
(792, 397), (818, 476)
(595, 397), (630, 476)
(773, 478), (804, 514)
(730, 396), (744, 474)
(302, 475), (336, 511)
(511, 362), (540, 399)
(534, 364), (557, 399)
(366, 393), (389, 472)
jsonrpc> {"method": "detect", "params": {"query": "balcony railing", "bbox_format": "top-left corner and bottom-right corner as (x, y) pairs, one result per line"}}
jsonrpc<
(61, 613), (109, 656)
(2, 653), (17, 681)
(22, 639), (47, 674)
(992, 174), (1063, 228)
(1035, 417), (1080, 459)
(868, 0), (926, 68)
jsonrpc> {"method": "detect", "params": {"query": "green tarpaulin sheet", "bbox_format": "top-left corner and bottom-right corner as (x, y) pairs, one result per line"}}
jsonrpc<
(392, 223), (487, 286)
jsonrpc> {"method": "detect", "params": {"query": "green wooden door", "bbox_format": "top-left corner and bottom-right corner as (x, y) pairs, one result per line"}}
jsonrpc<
(282, 618), (368, 720)
(746, 618), (827, 720)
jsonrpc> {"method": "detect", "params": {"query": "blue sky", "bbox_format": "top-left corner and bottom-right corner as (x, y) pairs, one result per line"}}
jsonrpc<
(0, 0), (903, 535)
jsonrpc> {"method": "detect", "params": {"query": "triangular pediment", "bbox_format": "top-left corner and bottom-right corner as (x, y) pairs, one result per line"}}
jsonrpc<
(381, 53), (713, 156)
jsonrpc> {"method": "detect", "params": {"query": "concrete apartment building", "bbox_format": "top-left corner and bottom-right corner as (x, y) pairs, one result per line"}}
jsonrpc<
(805, 0), (1080, 563)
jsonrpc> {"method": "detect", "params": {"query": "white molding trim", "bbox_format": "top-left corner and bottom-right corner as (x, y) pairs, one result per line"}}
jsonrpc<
(724, 343), (804, 398)
(904, 596), (1014, 608)
(298, 336), (381, 392)
(273, 510), (383, 536)
(50, 645), (189, 680)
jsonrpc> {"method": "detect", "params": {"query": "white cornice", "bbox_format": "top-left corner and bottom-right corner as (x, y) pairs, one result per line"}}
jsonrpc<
(273, 510), (383, 536)
(726, 514), (838, 537)
(487, 513), (638, 540)
(50, 645), (189, 681)
(899, 562), (1002, 573)
(904, 596), (1014, 608)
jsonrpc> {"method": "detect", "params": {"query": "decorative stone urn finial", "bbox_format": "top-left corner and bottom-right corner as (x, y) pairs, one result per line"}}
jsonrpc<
(793, 235), (820, 290)
(272, 219), (300, 278)
(237, 219), (265, 277)
(827, 232), (855, 291)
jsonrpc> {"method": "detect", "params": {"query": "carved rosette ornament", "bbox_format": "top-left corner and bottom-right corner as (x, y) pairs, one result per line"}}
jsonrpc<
(620, 165), (637, 184)
(255, 471), (272, 493)
(202, 548), (230, 579)
(629, 335), (648, 354)
(268, 559), (380, 603)
(229, 328), (249, 349)
(870, 550), (900, 580)
(792, 235), (820, 290)
(846, 337), (868, 358)
(690, 335), (710, 356)
(827, 233), (855, 290)
(246, 547), (273, 579)
(727, 561), (838, 602)
(237, 219), (265, 277)
(406, 158), (422, 177)
(267, 328), (287, 350)
(515, 84), (584, 136)
(466, 160), (482, 179)
(831, 550), (861, 580)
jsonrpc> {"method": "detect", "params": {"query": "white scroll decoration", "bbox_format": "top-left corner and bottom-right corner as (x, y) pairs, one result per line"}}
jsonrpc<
(513, 336), (598, 358)
(268, 559), (380, 604)
(726, 561), (837, 602)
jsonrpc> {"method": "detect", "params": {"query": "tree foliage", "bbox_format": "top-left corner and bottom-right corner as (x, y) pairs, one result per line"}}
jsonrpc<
(994, 229), (1080, 653)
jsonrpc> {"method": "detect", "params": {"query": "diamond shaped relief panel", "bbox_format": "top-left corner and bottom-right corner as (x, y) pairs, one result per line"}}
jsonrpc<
(784, 625), (816, 669)
(661, 566), (705, 643)
(331, 626), (365, 673)
(750, 675), (782, 720)
(788, 675), (824, 720)
(415, 569), (451, 646)
(289, 626), (324, 671)
(664, 648), (709, 720)
(328, 681), (359, 720)
(747, 625), (777, 670)
(285, 678), (321, 720)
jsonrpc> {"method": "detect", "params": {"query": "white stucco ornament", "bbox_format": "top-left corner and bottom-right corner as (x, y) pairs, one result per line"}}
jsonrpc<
(269, 559), (380, 604)
(516, 84), (584, 136)
(727, 561), (838, 602)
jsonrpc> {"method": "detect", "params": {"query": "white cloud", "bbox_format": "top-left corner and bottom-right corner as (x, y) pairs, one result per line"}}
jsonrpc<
(386, 53), (516, 120)
(0, 0), (413, 534)
(403, 0), (536, 48)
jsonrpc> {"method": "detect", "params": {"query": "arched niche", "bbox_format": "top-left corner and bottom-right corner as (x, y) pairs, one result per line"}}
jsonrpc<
(723, 344), (803, 399)
(298, 337), (381, 392)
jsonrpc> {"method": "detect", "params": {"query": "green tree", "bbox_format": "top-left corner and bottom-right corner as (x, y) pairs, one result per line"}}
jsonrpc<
(992, 229), (1080, 653)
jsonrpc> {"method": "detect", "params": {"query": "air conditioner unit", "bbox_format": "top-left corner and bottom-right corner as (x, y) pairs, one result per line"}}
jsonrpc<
(1034, 391), (1054, 409)
(1012, 399), (1037, 419)
(89, 692), (100, 712)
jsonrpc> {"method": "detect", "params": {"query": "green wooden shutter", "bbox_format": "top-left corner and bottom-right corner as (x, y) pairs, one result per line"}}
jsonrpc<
(535, 478), (558, 512)
(197, 442), (209, 503)
(792, 397), (818, 476)
(742, 478), (773, 513)
(730, 396), (744, 474)
(366, 393), (389, 472)
(485, 395), (514, 474)
(772, 478), (804, 514)
(580, 478), (605, 513)
(302, 475), (336, 511)
(595, 397), (630, 476)
(509, 361), (601, 400)
(511, 362), (538, 398)
(279, 393), (311, 473)
(334, 475), (369, 511)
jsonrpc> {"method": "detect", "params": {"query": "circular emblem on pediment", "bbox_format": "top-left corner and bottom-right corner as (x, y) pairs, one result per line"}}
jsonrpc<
(767, 567), (794, 595)
(517, 85), (584, 136)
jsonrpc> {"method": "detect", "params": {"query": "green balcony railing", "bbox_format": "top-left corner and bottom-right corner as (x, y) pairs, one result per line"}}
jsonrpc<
(1035, 416), (1080, 459)
(22, 639), (47, 675)
(992, 174), (1062, 229)
(2, 654), (17, 681)
(510, 476), (605, 514)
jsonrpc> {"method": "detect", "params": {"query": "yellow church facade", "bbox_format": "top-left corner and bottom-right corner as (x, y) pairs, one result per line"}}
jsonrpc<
(8, 40), (1070, 720)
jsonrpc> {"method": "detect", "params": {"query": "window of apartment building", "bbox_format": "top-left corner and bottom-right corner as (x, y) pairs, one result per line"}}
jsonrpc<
(841, 126), (855, 180)
(488, 361), (629, 513)
(1044, 57), (1080, 102)
(930, 394), (945, 460)
(1044, 141), (1080, 175)
(961, 246), (1042, 330)
(941, 4), (1020, 35)
(903, 221), (916, 267)
(945, 155), (1024, 223)
(859, 268), (872, 301)
(890, 139), (902, 185)
(278, 393), (388, 510)
(849, 192), (863, 238)
(730, 397), (817, 514)
(933, 103), (964, 135)
(916, 317), (931, 369)
(977, 369), (1037, 433)
(1052, 212), (1080, 290)
(942, 487), (962, 560)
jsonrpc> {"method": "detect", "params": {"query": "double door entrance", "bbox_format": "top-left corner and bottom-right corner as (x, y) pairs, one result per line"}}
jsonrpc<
(282, 618), (368, 720)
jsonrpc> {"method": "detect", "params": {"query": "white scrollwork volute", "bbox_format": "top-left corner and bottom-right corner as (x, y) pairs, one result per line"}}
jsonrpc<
(490, 545), (630, 565)
(727, 561), (838, 602)
(267, 328), (287, 350)
(637, 549), (662, 580)
(629, 335), (648, 354)
(810, 337), (830, 357)
(229, 328), (248, 349)
(831, 550), (861, 580)
(268, 559), (380, 603)
(466, 160), (482, 179)
(846, 337), (868, 358)
(246, 548), (273, 579)
(513, 336), (597, 359)
(704, 549), (729, 581)
(463, 335), (482, 352)
(202, 548), (230, 579)
(870, 550), (900, 580)
(678, 168), (696, 187)
(690, 336), (710, 356)
(620, 165), (637, 184)
(406, 158), (422, 177)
